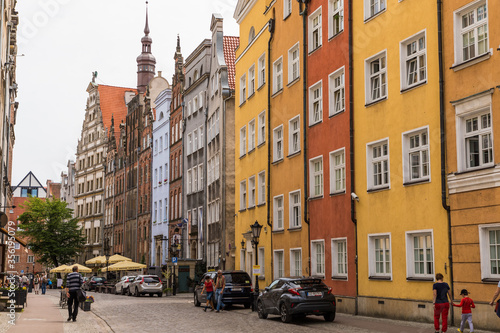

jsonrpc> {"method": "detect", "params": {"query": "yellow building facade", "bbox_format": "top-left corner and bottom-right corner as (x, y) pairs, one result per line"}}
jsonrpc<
(353, 0), (449, 321)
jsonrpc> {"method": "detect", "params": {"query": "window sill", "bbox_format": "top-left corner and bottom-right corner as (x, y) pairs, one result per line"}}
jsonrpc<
(330, 191), (346, 197)
(308, 195), (323, 201)
(368, 276), (391, 281)
(239, 153), (246, 160)
(450, 51), (491, 72)
(287, 150), (301, 159)
(283, 13), (291, 21)
(272, 158), (284, 165)
(481, 278), (500, 283)
(288, 226), (302, 232)
(287, 77), (300, 88)
(308, 120), (323, 128)
(257, 141), (266, 149)
(272, 89), (283, 98)
(365, 96), (387, 108)
(247, 205), (255, 210)
(239, 208), (247, 213)
(406, 276), (434, 282)
(272, 229), (284, 234)
(367, 186), (390, 193)
(258, 275), (266, 280)
(248, 148), (256, 155)
(364, 9), (386, 23)
(257, 83), (266, 91)
(308, 45), (322, 56)
(403, 178), (430, 187)
(448, 164), (500, 194)
(328, 30), (344, 42)
(257, 202), (266, 207)
(400, 81), (427, 94)
(248, 92), (255, 100)
(239, 100), (247, 107)
(332, 275), (348, 281)
(329, 109), (345, 119)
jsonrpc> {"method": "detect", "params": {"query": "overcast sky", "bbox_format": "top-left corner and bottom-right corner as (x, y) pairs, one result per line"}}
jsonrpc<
(13, 0), (239, 186)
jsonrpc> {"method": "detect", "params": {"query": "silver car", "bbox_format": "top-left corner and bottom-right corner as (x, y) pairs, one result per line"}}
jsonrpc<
(114, 276), (137, 295)
(129, 275), (163, 297)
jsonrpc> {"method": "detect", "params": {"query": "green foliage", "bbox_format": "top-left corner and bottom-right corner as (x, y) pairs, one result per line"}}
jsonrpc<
(17, 197), (85, 268)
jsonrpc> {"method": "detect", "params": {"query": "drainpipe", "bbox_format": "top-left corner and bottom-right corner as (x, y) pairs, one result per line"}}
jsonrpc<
(437, 0), (453, 324)
(267, 16), (275, 279)
(222, 91), (232, 271)
(348, 0), (358, 316)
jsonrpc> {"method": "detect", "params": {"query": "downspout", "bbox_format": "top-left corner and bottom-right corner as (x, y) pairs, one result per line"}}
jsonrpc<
(266, 16), (275, 280)
(348, 0), (358, 316)
(299, 0), (311, 277)
(222, 91), (232, 270)
(2, 20), (11, 209)
(181, 100), (186, 259)
(437, 0), (453, 324)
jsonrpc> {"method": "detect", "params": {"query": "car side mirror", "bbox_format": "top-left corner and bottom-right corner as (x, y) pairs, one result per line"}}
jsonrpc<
(265, 287), (270, 292)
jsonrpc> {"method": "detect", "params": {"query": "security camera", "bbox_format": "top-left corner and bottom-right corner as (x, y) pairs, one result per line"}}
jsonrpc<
(351, 192), (359, 202)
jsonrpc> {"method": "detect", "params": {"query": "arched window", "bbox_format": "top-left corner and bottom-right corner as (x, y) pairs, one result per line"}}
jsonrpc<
(159, 112), (164, 120)
(194, 70), (199, 81)
(249, 27), (255, 44)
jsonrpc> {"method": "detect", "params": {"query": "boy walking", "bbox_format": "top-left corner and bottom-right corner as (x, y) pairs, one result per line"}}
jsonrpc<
(433, 273), (452, 333)
(453, 289), (475, 333)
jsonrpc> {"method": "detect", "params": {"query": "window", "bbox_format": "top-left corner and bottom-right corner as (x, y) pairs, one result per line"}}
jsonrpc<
(454, 2), (488, 65)
(365, 0), (385, 20)
(332, 238), (347, 278)
(273, 195), (284, 230)
(248, 119), (256, 151)
(240, 180), (247, 210)
(193, 129), (199, 152)
(240, 249), (246, 271)
(365, 51), (387, 104)
(273, 57), (283, 93)
(310, 156), (323, 197)
(329, 67), (345, 116)
(401, 31), (427, 90)
(240, 126), (247, 157)
(479, 224), (500, 280)
(198, 164), (203, 190)
(258, 111), (266, 145)
(248, 65), (255, 97)
(311, 240), (325, 276)
(289, 116), (300, 155)
(309, 7), (322, 52)
(330, 148), (346, 194)
(240, 74), (246, 104)
(258, 171), (265, 205)
(187, 133), (192, 155)
(193, 167), (198, 192)
(329, 0), (343, 37)
(187, 169), (192, 194)
(199, 125), (204, 149)
(274, 250), (284, 278)
(273, 125), (283, 161)
(309, 81), (323, 125)
(284, 0), (292, 18)
(368, 234), (391, 278)
(288, 43), (300, 83)
(406, 231), (434, 279)
(28, 255), (34, 263)
(403, 127), (430, 183)
(289, 190), (301, 228)
(367, 139), (389, 190)
(248, 176), (256, 208)
(154, 139), (158, 154)
(258, 53), (266, 88)
(290, 248), (302, 277)
(258, 247), (265, 276)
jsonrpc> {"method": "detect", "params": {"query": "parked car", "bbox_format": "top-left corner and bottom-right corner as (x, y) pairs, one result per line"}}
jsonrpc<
(256, 278), (336, 323)
(83, 276), (107, 291)
(194, 270), (253, 309)
(114, 276), (137, 295)
(128, 275), (162, 297)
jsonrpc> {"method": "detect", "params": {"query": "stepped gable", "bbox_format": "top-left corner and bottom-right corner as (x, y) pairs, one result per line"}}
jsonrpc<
(98, 84), (137, 143)
(223, 36), (239, 91)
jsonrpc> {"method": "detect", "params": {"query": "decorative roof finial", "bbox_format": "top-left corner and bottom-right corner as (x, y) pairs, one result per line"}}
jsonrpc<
(144, 1), (150, 36)
(176, 34), (181, 52)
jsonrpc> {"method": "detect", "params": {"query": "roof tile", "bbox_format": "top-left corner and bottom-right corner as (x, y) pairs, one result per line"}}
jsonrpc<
(223, 36), (239, 91)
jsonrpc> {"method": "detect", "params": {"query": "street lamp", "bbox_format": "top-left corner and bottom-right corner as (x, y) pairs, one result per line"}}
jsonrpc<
(250, 221), (262, 311)
(170, 243), (178, 296)
(104, 238), (111, 282)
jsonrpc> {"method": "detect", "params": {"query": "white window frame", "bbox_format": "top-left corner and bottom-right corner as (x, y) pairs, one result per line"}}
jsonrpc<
(368, 233), (392, 279)
(248, 64), (256, 97)
(273, 194), (284, 231)
(330, 148), (346, 194)
(329, 66), (345, 116)
(188, 101), (192, 117)
(283, 0), (292, 19)
(479, 224), (500, 280)
(240, 74), (246, 104)
(453, 1), (489, 66)
(311, 240), (325, 277)
(248, 119), (256, 151)
(289, 190), (301, 229)
(309, 7), (322, 52)
(309, 80), (323, 126)
(288, 115), (300, 155)
(273, 125), (284, 162)
(332, 237), (348, 279)
(329, 0), (344, 38)
(366, 138), (390, 190)
(405, 230), (434, 279)
(187, 169), (192, 194)
(240, 125), (247, 157)
(248, 175), (256, 208)
(288, 42), (300, 83)
(309, 156), (324, 198)
(258, 171), (266, 205)
(402, 126), (430, 184)
(364, 0), (386, 20)
(365, 50), (387, 105)
(400, 30), (427, 91)
(273, 57), (283, 94)
(193, 129), (198, 152)
(290, 248), (302, 277)
(258, 111), (266, 145)
(240, 180), (247, 210)
(187, 133), (192, 155)
(258, 53), (266, 88)
(274, 250), (285, 278)
(258, 247), (265, 277)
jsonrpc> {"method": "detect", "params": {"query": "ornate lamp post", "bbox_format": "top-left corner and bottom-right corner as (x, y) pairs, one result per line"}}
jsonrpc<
(170, 243), (178, 296)
(250, 221), (262, 310)
(104, 238), (111, 282)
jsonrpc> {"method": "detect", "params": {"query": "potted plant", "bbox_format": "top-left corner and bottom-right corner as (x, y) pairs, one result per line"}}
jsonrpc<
(80, 295), (94, 311)
(163, 287), (172, 296)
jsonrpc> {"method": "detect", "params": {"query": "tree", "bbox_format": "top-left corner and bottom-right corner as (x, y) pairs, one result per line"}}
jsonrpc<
(17, 197), (85, 268)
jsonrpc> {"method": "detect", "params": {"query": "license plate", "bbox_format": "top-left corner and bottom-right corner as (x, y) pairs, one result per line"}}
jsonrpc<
(307, 292), (322, 297)
(232, 288), (241, 292)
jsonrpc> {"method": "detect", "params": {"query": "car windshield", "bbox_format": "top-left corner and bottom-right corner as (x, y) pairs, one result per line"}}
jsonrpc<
(144, 277), (160, 283)
(93, 277), (105, 282)
(289, 279), (326, 288)
(225, 273), (251, 284)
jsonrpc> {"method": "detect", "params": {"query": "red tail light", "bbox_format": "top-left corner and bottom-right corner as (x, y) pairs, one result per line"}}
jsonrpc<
(250, 288), (253, 292)
(139, 278), (144, 284)
(288, 288), (301, 296)
(327, 288), (333, 295)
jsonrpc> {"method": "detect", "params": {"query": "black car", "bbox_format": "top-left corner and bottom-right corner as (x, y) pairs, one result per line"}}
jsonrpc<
(83, 276), (106, 291)
(257, 278), (336, 323)
(194, 271), (253, 309)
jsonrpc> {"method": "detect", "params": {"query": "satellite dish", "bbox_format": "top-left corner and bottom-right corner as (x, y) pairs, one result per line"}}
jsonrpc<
(0, 212), (8, 228)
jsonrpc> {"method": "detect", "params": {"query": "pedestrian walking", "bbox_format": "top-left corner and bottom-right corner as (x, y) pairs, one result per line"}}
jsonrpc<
(200, 275), (215, 312)
(21, 274), (28, 288)
(214, 270), (226, 313)
(453, 289), (475, 333)
(33, 274), (40, 295)
(433, 273), (452, 333)
(489, 280), (500, 318)
(65, 266), (83, 322)
(41, 274), (47, 295)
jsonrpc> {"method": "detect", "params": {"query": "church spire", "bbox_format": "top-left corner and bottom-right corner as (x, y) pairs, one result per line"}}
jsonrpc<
(136, 1), (156, 94)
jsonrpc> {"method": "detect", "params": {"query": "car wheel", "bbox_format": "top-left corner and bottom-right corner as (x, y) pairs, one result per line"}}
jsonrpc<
(127, 288), (132, 296)
(257, 301), (267, 319)
(121, 287), (126, 295)
(114, 288), (118, 295)
(324, 311), (336, 322)
(149, 293), (154, 297)
(135, 288), (140, 297)
(280, 303), (292, 323)
(157, 292), (163, 297)
(194, 293), (200, 307)
(244, 303), (251, 309)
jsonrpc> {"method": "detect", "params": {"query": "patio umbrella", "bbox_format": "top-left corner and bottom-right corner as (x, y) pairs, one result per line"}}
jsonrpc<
(101, 261), (146, 272)
(62, 264), (92, 274)
(49, 264), (70, 273)
(85, 255), (107, 265)
(107, 254), (133, 264)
